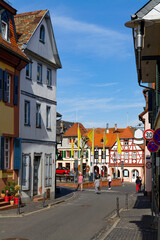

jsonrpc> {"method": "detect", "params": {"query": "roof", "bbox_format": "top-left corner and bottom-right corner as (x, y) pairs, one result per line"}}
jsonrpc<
(136, 0), (160, 19)
(0, 9), (28, 62)
(14, 10), (47, 48)
(63, 123), (87, 137)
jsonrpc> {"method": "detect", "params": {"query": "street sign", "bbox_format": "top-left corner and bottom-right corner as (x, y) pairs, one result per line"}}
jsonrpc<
(147, 140), (159, 152)
(153, 128), (160, 146)
(146, 161), (152, 169)
(143, 129), (154, 141)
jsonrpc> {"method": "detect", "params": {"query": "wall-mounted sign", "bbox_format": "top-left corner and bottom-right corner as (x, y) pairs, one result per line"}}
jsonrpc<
(143, 129), (154, 141)
(147, 140), (159, 152)
(146, 161), (152, 169)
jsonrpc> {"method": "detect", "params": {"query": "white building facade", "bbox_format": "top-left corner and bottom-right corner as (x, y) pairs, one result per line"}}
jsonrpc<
(15, 10), (61, 200)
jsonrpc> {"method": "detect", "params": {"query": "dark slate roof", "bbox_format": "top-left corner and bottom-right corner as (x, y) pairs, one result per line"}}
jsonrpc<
(136, 0), (160, 18)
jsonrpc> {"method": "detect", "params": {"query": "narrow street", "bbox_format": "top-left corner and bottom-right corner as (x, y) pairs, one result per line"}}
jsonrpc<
(0, 184), (136, 240)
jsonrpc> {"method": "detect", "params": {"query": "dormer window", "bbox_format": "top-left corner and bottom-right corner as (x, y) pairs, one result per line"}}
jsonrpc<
(2, 21), (8, 40)
(39, 25), (45, 43)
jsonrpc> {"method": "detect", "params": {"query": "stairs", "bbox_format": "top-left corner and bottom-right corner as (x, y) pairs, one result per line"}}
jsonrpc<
(0, 197), (17, 211)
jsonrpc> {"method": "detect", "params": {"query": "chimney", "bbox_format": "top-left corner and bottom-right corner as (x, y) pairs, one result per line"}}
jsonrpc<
(106, 123), (109, 133)
(115, 124), (117, 131)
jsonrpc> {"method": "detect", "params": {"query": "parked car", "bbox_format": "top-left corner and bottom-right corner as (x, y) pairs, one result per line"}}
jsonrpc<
(56, 167), (70, 175)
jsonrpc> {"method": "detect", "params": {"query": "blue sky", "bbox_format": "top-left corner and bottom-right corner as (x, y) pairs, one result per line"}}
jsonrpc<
(11, 0), (148, 128)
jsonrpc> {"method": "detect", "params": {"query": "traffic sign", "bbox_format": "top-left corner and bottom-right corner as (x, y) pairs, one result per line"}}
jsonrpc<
(147, 140), (159, 152)
(153, 128), (160, 146)
(143, 129), (154, 141)
(146, 161), (152, 169)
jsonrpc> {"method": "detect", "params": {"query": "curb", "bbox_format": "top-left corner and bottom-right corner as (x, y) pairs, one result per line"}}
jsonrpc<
(0, 192), (77, 218)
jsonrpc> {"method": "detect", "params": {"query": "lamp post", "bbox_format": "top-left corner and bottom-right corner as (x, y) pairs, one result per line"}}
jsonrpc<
(114, 149), (116, 179)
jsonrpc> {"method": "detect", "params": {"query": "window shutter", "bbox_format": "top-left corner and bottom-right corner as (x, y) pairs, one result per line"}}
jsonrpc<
(0, 69), (2, 100)
(22, 155), (30, 190)
(3, 71), (7, 103)
(45, 156), (49, 187)
(0, 136), (5, 170)
(86, 151), (88, 158)
(13, 75), (19, 105)
(69, 151), (71, 158)
(49, 156), (52, 186)
(28, 102), (30, 125)
(13, 138), (21, 170)
(64, 151), (66, 158)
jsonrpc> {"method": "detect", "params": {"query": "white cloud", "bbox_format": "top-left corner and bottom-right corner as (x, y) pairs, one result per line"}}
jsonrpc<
(90, 82), (118, 87)
(52, 15), (132, 58)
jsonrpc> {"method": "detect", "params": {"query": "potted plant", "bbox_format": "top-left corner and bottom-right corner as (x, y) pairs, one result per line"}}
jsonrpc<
(10, 199), (14, 206)
(4, 190), (10, 202)
(14, 193), (21, 205)
(1, 189), (5, 198)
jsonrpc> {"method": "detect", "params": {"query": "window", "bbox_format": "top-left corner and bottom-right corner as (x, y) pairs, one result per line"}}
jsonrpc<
(5, 137), (10, 169)
(117, 153), (121, 160)
(47, 68), (52, 87)
(24, 101), (30, 125)
(58, 163), (62, 168)
(39, 25), (45, 42)
(2, 21), (8, 40)
(125, 152), (128, 160)
(45, 155), (52, 187)
(26, 61), (32, 79)
(133, 152), (136, 159)
(66, 151), (70, 158)
(7, 74), (11, 103)
(37, 63), (42, 83)
(125, 140), (128, 146)
(102, 151), (106, 159)
(36, 103), (41, 127)
(46, 106), (51, 129)
(66, 163), (70, 170)
(123, 169), (129, 177)
(22, 154), (30, 190)
(74, 151), (78, 158)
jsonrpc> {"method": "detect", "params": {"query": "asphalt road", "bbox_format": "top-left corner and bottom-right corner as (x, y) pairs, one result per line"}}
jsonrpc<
(0, 183), (136, 240)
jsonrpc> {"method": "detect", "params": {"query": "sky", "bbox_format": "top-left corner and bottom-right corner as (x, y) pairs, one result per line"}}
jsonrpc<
(11, 0), (149, 129)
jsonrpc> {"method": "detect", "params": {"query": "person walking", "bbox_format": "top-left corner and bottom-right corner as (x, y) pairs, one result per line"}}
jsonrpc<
(76, 173), (83, 191)
(94, 176), (100, 194)
(136, 176), (140, 192)
(108, 174), (112, 190)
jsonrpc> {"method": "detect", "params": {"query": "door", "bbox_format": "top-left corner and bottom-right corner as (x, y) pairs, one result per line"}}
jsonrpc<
(132, 170), (139, 182)
(33, 156), (40, 196)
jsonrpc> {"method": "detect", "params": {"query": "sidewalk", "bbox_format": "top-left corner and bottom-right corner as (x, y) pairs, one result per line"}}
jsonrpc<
(0, 187), (76, 218)
(102, 192), (157, 240)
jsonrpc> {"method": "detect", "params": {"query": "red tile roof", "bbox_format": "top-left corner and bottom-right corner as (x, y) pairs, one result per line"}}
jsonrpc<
(14, 10), (48, 48)
(63, 123), (87, 137)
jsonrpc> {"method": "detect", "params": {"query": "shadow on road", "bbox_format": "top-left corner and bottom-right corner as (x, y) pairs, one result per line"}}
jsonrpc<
(55, 187), (75, 199)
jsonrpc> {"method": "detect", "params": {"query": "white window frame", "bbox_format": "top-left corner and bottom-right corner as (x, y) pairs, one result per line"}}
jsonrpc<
(36, 103), (41, 127)
(5, 137), (10, 169)
(22, 154), (30, 190)
(7, 74), (11, 103)
(45, 154), (52, 187)
(39, 25), (45, 43)
(133, 152), (136, 160)
(125, 152), (128, 160)
(46, 106), (51, 129)
(117, 153), (121, 160)
(47, 68), (52, 87)
(37, 63), (42, 83)
(2, 21), (8, 40)
(26, 61), (32, 79)
(24, 101), (30, 125)
(123, 169), (129, 177)
(74, 151), (78, 158)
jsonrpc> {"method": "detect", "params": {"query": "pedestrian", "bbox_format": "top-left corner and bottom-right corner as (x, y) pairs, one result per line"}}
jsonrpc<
(76, 173), (83, 191)
(94, 176), (100, 194)
(139, 177), (142, 192)
(108, 174), (112, 190)
(136, 176), (140, 192)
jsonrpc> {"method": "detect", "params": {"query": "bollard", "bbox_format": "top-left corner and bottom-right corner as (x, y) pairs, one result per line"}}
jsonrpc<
(17, 195), (20, 215)
(116, 197), (120, 217)
(125, 193), (128, 210)
(43, 191), (46, 208)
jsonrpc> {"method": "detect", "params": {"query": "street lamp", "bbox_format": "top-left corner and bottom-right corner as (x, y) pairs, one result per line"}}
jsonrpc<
(114, 149), (116, 179)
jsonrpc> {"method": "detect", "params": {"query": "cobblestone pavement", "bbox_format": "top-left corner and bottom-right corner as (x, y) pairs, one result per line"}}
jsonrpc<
(103, 193), (157, 240)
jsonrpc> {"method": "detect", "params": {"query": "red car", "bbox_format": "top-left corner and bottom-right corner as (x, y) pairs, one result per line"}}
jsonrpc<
(56, 167), (70, 175)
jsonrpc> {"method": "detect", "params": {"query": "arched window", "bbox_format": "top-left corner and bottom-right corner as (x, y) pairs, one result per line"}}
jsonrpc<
(39, 25), (45, 43)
